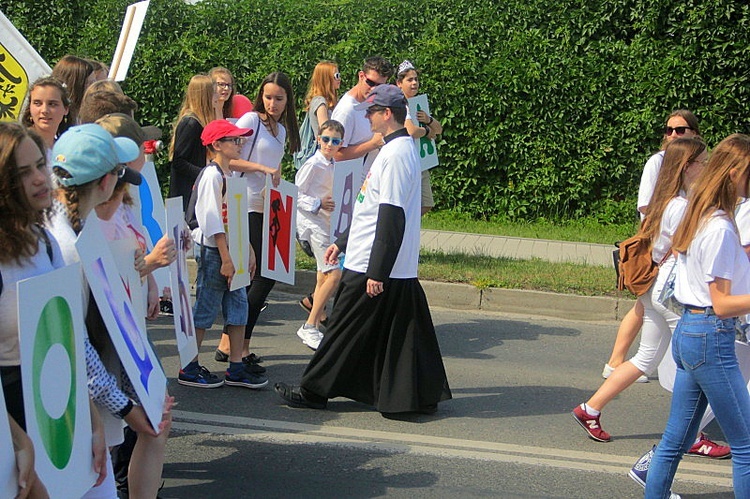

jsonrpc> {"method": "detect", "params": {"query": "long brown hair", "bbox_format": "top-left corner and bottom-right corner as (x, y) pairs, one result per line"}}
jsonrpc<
(659, 109), (700, 150)
(672, 134), (750, 253)
(304, 61), (339, 111)
(253, 72), (301, 153)
(0, 123), (49, 264)
(641, 137), (706, 245)
(51, 55), (94, 121)
(169, 74), (215, 160)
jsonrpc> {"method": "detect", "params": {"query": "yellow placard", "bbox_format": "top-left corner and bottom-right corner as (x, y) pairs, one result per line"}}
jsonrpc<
(0, 41), (29, 122)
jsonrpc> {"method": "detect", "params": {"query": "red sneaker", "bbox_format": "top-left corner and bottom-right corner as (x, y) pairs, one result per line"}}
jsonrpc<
(688, 433), (731, 459)
(572, 406), (612, 442)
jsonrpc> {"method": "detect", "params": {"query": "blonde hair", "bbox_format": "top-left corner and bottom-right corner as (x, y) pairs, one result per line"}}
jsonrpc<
(672, 134), (750, 253)
(169, 74), (215, 160)
(640, 137), (706, 246)
(304, 61), (339, 111)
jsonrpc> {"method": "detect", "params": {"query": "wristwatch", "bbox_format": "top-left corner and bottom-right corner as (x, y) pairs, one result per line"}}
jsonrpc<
(116, 399), (134, 419)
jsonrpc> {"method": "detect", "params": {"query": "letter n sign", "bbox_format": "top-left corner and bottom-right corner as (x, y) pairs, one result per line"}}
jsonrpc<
(262, 177), (297, 284)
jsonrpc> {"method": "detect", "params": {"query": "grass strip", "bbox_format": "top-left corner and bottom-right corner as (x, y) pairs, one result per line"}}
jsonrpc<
(296, 249), (628, 297)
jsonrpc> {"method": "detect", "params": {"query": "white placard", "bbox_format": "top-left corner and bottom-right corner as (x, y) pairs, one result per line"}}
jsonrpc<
(0, 10), (52, 122)
(109, 0), (150, 82)
(331, 158), (365, 244)
(226, 177), (251, 291)
(407, 94), (439, 171)
(164, 198), (198, 368)
(109, 238), (147, 333)
(18, 264), (96, 497)
(76, 214), (166, 432)
(261, 177), (297, 285)
(131, 161), (170, 294)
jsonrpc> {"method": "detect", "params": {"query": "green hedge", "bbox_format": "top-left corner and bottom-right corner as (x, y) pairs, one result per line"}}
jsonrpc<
(4, 0), (749, 223)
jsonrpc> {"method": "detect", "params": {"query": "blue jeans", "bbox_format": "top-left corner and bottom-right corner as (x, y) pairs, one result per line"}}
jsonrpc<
(193, 244), (248, 329)
(645, 310), (750, 498)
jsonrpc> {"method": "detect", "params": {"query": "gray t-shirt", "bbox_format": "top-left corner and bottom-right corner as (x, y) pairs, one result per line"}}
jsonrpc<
(309, 95), (329, 138)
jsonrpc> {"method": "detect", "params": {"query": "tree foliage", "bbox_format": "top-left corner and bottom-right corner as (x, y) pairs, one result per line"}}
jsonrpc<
(3, 0), (748, 222)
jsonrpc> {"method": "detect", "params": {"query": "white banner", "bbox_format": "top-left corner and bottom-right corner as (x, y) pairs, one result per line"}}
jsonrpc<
(226, 177), (251, 291)
(109, 0), (150, 82)
(76, 214), (166, 432)
(261, 177), (297, 285)
(18, 264), (96, 497)
(0, 10), (52, 122)
(407, 94), (439, 171)
(165, 197), (198, 368)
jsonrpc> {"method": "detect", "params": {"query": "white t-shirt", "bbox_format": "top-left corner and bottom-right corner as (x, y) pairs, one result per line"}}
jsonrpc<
(191, 163), (233, 248)
(0, 229), (64, 365)
(235, 112), (286, 213)
(331, 93), (379, 174)
(652, 195), (687, 264)
(638, 151), (665, 218)
(674, 211), (750, 307)
(296, 151), (334, 242)
(344, 133), (421, 278)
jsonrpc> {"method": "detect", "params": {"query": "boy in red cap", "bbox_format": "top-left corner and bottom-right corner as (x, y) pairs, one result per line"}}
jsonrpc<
(178, 120), (267, 389)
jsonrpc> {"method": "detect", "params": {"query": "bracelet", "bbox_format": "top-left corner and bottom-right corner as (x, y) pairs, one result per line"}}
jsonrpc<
(428, 116), (434, 125)
(116, 399), (134, 419)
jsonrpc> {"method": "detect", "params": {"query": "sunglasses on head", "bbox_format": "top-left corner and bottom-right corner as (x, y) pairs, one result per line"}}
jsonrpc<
(219, 136), (246, 145)
(110, 164), (126, 178)
(333, 72), (341, 81)
(665, 126), (693, 136)
(320, 135), (342, 146)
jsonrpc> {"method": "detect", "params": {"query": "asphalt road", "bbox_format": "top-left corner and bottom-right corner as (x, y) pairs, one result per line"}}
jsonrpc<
(149, 291), (735, 498)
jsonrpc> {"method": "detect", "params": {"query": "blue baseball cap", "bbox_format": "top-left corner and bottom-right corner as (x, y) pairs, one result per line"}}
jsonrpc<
(52, 124), (141, 187)
(354, 84), (408, 110)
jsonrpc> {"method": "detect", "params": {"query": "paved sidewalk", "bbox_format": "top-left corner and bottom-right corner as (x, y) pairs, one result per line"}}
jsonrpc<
(420, 229), (615, 267)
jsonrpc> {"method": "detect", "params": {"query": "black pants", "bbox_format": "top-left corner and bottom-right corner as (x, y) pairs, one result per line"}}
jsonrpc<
(1, 366), (25, 430)
(244, 212), (275, 340)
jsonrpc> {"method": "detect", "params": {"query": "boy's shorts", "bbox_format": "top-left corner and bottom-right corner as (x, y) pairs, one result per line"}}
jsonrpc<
(192, 244), (248, 329)
(421, 169), (435, 209)
(307, 231), (339, 273)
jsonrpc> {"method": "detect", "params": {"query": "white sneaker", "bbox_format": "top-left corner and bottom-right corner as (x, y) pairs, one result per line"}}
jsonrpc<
(602, 363), (648, 383)
(297, 324), (322, 350)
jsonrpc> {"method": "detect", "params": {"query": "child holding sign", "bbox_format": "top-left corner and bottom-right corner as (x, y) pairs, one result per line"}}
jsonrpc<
(295, 120), (344, 350)
(181, 120), (265, 389)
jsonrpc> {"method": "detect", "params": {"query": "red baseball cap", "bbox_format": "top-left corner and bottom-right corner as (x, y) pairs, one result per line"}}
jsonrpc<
(201, 119), (253, 146)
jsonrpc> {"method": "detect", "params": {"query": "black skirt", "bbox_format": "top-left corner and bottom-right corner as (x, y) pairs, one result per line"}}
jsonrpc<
(301, 270), (452, 413)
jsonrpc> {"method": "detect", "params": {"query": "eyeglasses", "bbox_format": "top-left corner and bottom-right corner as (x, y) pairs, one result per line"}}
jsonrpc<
(110, 164), (126, 178)
(665, 126), (693, 136)
(364, 77), (382, 88)
(320, 136), (342, 146)
(214, 82), (234, 90)
(333, 72), (341, 81)
(365, 106), (387, 115)
(219, 137), (247, 145)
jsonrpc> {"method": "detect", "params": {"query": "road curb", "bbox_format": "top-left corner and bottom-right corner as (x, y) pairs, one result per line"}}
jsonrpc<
(188, 260), (633, 322)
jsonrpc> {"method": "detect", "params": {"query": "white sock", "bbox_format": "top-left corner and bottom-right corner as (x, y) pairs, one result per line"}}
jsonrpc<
(581, 403), (600, 417)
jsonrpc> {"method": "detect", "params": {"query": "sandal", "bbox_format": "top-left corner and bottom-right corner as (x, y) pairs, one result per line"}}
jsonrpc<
(274, 382), (326, 409)
(299, 294), (314, 313)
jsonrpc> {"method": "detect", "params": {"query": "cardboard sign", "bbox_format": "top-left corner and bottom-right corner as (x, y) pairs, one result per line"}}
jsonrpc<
(331, 158), (365, 244)
(226, 177), (251, 291)
(109, 0), (150, 82)
(261, 177), (297, 285)
(0, 10), (52, 122)
(76, 214), (166, 432)
(407, 94), (439, 171)
(18, 264), (96, 497)
(165, 197), (198, 368)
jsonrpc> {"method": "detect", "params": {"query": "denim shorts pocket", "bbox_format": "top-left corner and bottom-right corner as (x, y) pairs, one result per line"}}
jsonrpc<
(199, 247), (229, 291)
(678, 330), (707, 370)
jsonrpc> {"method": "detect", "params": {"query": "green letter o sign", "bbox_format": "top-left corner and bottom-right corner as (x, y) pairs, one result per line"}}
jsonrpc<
(33, 296), (76, 469)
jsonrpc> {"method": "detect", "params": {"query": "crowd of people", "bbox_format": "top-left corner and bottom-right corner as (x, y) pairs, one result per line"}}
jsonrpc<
(2, 54), (449, 498)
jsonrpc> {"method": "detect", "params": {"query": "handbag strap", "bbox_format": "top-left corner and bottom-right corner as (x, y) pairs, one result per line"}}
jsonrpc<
(239, 115), (261, 178)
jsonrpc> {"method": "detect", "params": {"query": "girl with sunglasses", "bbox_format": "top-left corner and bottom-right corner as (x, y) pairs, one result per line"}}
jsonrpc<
(214, 72), (301, 370)
(603, 111), (701, 385)
(645, 134), (750, 497)
(396, 60), (443, 215)
(573, 137), (709, 442)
